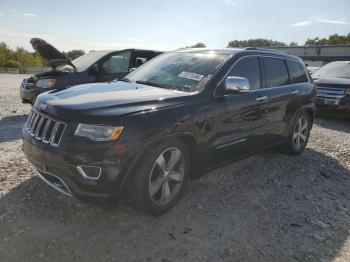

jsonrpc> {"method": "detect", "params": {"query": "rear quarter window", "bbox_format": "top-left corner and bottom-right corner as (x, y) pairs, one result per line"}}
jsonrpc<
(263, 57), (289, 88)
(286, 60), (309, 84)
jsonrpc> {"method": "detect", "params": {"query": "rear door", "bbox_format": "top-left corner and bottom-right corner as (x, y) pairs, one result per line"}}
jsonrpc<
(259, 56), (297, 144)
(285, 59), (310, 114)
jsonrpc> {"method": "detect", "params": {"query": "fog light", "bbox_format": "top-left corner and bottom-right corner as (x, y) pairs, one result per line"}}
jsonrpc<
(77, 165), (101, 180)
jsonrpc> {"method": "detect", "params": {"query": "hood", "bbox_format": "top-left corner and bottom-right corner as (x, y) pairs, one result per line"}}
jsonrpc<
(30, 38), (77, 70)
(35, 81), (193, 121)
(313, 76), (350, 88)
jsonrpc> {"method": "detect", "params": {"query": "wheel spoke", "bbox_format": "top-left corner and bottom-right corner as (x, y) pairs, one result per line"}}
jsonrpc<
(167, 149), (181, 171)
(295, 136), (300, 148)
(155, 154), (167, 173)
(161, 180), (171, 203)
(169, 171), (184, 183)
(297, 118), (302, 132)
(293, 132), (298, 139)
(301, 120), (308, 132)
(299, 133), (307, 142)
(149, 177), (163, 196)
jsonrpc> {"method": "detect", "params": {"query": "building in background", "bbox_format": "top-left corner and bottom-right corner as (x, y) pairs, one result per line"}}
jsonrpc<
(266, 45), (350, 67)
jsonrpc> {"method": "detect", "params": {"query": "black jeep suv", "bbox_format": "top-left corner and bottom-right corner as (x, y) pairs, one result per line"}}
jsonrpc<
(22, 48), (315, 215)
(20, 38), (161, 104)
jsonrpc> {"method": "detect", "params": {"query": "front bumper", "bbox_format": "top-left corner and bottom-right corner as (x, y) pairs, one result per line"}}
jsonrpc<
(32, 166), (73, 197)
(315, 95), (350, 111)
(22, 130), (128, 203)
(20, 87), (41, 104)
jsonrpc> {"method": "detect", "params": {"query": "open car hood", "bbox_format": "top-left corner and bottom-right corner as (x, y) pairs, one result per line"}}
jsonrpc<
(30, 38), (77, 70)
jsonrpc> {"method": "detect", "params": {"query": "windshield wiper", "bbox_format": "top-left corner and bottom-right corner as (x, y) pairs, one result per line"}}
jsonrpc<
(119, 77), (133, 83)
(61, 67), (74, 72)
(135, 80), (170, 89)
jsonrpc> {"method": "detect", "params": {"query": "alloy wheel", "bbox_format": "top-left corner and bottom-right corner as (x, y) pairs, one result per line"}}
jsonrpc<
(292, 116), (309, 150)
(148, 147), (185, 206)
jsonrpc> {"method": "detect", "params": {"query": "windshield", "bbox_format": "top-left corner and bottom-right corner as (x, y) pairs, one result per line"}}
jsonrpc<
(124, 52), (229, 91)
(60, 50), (110, 71)
(313, 62), (350, 78)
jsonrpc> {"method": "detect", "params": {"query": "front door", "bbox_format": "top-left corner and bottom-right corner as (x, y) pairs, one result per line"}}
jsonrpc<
(97, 50), (131, 82)
(208, 56), (272, 166)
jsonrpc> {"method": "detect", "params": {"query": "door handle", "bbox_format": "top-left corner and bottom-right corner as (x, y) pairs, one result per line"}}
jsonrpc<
(256, 96), (268, 102)
(291, 90), (299, 94)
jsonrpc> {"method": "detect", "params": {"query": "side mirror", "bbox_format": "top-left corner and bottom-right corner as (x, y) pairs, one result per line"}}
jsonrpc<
(224, 76), (250, 93)
(129, 67), (136, 73)
(91, 64), (100, 74)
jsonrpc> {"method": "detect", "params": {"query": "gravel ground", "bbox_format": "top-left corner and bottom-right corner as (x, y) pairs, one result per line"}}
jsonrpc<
(0, 73), (350, 262)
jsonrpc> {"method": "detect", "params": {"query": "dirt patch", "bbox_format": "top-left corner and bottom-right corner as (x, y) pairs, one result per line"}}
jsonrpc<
(1, 74), (350, 262)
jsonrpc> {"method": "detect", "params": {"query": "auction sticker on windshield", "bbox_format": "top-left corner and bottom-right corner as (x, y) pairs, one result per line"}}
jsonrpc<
(178, 71), (204, 81)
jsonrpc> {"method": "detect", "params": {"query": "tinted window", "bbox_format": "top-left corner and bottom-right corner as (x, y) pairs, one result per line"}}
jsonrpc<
(101, 51), (131, 74)
(263, 57), (289, 88)
(287, 60), (308, 84)
(227, 56), (261, 90)
(60, 50), (110, 71)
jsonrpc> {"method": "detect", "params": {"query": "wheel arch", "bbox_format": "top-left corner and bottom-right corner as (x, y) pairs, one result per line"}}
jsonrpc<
(304, 107), (315, 127)
(284, 104), (315, 137)
(119, 132), (202, 191)
(174, 134), (202, 179)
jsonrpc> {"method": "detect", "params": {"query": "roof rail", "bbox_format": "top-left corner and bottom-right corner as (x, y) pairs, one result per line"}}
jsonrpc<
(244, 47), (287, 54)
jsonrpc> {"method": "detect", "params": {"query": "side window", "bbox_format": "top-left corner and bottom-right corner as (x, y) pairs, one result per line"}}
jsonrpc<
(101, 51), (131, 74)
(263, 57), (289, 88)
(227, 56), (261, 90)
(286, 60), (309, 84)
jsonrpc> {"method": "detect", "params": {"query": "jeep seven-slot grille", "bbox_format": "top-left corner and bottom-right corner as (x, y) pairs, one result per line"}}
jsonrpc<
(26, 109), (66, 146)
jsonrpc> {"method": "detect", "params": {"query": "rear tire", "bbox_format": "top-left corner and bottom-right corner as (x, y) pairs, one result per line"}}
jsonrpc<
(281, 112), (311, 155)
(127, 139), (189, 215)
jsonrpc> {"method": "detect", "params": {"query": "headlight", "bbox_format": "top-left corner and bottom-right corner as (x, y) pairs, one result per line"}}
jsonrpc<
(345, 89), (350, 95)
(74, 124), (123, 142)
(36, 79), (56, 89)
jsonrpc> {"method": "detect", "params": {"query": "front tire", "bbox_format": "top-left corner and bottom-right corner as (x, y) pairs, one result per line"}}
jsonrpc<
(127, 139), (189, 215)
(281, 112), (311, 155)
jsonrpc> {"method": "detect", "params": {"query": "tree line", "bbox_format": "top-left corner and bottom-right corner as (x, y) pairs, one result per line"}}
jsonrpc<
(227, 33), (350, 48)
(188, 33), (350, 49)
(1, 33), (349, 68)
(305, 33), (350, 45)
(0, 42), (85, 69)
(0, 42), (44, 68)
